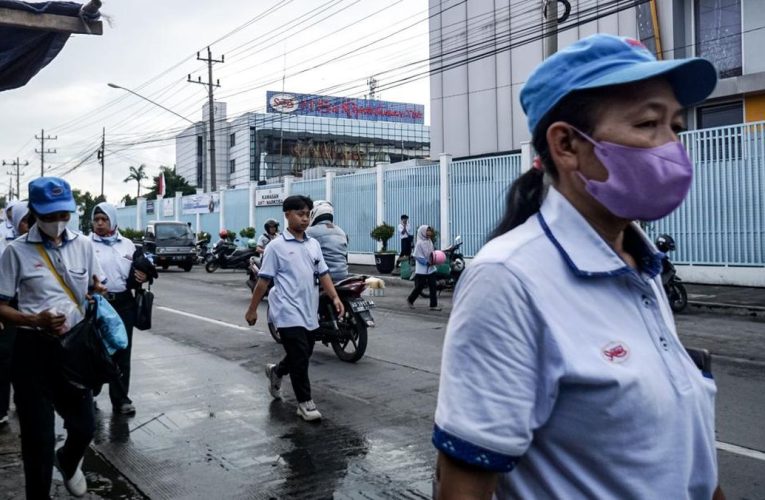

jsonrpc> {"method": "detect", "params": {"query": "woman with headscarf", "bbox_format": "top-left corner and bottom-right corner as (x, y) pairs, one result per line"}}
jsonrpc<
(90, 202), (149, 416)
(406, 225), (440, 311)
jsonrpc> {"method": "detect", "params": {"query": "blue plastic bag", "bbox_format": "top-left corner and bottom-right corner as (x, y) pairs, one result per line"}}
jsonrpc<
(93, 295), (128, 355)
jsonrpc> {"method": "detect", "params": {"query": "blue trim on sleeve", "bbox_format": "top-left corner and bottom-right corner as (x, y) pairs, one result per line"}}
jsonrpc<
(432, 424), (519, 472)
(257, 273), (274, 280)
(0, 294), (14, 302)
(318, 270), (329, 277)
(702, 371), (714, 379)
(415, 256), (429, 265)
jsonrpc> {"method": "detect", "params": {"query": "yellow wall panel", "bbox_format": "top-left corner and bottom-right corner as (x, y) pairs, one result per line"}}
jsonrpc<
(745, 94), (765, 122)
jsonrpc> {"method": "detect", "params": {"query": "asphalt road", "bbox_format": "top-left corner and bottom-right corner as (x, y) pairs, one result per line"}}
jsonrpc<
(109, 266), (763, 500)
(4, 266), (759, 498)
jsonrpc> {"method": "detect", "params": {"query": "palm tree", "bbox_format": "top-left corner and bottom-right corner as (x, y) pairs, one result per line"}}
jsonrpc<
(124, 164), (148, 198)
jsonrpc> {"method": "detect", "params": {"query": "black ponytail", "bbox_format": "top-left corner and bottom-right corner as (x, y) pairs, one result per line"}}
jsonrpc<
(489, 168), (545, 239)
(489, 89), (604, 240)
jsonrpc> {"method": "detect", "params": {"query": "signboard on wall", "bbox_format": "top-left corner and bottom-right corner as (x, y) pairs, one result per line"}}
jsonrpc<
(255, 187), (283, 207)
(162, 198), (175, 217)
(182, 193), (220, 215)
(266, 91), (425, 124)
(146, 200), (155, 215)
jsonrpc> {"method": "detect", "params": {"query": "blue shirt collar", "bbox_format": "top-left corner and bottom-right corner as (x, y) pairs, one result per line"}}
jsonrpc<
(282, 229), (311, 243)
(91, 231), (122, 244)
(25, 224), (78, 249)
(538, 188), (663, 278)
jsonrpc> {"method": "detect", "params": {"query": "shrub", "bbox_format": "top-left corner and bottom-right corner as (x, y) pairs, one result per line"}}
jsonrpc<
(239, 227), (256, 239)
(370, 223), (395, 252)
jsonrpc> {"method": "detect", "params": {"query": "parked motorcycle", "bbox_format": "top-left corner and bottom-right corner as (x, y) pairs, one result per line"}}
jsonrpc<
(421, 235), (466, 298)
(205, 239), (258, 273)
(656, 234), (688, 313)
(246, 254), (263, 291)
(267, 275), (375, 363)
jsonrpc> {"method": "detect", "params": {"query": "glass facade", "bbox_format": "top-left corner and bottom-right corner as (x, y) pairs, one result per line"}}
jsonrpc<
(695, 0), (742, 78)
(248, 113), (430, 182)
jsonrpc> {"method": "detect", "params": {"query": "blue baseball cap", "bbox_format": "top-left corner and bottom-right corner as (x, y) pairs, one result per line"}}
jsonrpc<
(28, 177), (76, 215)
(520, 34), (718, 135)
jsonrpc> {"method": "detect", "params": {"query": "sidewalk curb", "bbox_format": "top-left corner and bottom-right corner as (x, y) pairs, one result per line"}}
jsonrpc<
(689, 300), (765, 318)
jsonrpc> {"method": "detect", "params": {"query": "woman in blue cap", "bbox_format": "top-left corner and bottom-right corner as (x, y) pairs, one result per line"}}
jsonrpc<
(433, 35), (724, 499)
(0, 177), (105, 498)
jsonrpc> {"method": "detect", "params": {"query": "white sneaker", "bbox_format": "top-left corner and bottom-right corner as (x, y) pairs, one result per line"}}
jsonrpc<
(54, 449), (87, 497)
(265, 364), (282, 400)
(0, 414), (8, 426)
(296, 400), (322, 421)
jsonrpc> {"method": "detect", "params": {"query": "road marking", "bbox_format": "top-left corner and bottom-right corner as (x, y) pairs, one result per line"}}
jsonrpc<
(157, 306), (257, 333)
(716, 441), (765, 461)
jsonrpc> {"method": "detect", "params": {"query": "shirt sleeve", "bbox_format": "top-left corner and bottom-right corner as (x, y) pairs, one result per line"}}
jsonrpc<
(314, 240), (329, 276)
(0, 245), (20, 301)
(258, 243), (278, 280)
(86, 239), (107, 285)
(433, 261), (559, 472)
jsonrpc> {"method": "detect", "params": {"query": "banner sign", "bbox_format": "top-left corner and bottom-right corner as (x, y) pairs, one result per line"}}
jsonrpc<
(266, 91), (425, 124)
(255, 187), (284, 207)
(161, 198), (174, 217)
(146, 200), (155, 215)
(182, 193), (220, 215)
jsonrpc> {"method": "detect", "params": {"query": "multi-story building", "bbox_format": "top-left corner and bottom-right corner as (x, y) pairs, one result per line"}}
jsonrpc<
(428, 0), (765, 158)
(175, 92), (430, 190)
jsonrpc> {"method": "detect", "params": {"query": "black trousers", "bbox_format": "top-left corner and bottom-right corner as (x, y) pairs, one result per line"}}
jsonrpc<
(274, 327), (316, 403)
(408, 274), (438, 308)
(12, 331), (95, 500)
(0, 323), (16, 417)
(400, 236), (414, 257)
(108, 294), (137, 408)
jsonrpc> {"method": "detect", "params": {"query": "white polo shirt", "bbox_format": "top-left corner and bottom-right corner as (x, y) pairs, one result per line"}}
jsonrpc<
(258, 229), (329, 330)
(0, 220), (14, 256)
(434, 188), (717, 499)
(0, 225), (105, 317)
(90, 232), (136, 293)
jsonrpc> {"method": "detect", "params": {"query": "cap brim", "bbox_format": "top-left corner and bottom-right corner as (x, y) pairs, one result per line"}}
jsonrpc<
(580, 58), (718, 107)
(31, 199), (76, 215)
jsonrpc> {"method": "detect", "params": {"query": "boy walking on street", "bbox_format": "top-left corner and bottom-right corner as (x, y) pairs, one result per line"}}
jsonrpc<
(245, 195), (344, 421)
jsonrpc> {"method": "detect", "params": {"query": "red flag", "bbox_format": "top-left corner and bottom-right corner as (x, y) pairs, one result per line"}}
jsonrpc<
(158, 172), (166, 197)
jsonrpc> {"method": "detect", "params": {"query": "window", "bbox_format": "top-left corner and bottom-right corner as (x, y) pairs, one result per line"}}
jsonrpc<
(230, 132), (236, 148)
(697, 101), (743, 128)
(230, 159), (236, 173)
(695, 0), (742, 78)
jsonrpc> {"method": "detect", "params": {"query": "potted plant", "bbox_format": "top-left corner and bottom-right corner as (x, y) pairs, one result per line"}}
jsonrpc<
(370, 222), (396, 274)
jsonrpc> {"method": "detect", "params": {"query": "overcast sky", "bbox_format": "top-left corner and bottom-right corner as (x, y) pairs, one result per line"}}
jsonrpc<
(0, 0), (430, 203)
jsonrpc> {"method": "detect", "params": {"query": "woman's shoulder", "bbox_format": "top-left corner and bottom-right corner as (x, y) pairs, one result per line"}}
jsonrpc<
(472, 215), (548, 268)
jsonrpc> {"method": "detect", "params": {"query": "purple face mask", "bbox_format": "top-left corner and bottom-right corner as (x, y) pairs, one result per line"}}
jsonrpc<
(573, 127), (693, 221)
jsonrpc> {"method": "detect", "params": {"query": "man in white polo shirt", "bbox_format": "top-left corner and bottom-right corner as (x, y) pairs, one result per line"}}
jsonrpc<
(245, 195), (344, 422)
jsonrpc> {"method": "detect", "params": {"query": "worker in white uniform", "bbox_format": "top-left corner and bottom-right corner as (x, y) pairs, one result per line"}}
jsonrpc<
(433, 35), (725, 499)
(0, 200), (18, 256)
(90, 202), (148, 416)
(0, 177), (105, 498)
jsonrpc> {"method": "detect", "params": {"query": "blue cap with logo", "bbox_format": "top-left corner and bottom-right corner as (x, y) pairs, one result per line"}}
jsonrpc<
(28, 177), (76, 215)
(520, 34), (718, 135)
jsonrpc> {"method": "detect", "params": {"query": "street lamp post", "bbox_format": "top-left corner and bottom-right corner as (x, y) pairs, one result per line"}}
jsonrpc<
(107, 83), (208, 191)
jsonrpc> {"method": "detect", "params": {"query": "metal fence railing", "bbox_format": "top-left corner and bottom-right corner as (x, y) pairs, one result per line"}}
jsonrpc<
(112, 121), (765, 267)
(449, 154), (522, 257)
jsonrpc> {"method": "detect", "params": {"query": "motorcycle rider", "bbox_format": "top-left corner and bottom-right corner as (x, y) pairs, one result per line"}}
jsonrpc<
(257, 219), (280, 255)
(306, 201), (348, 282)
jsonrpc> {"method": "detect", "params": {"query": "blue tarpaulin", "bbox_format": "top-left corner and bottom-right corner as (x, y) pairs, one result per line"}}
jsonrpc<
(0, 1), (99, 91)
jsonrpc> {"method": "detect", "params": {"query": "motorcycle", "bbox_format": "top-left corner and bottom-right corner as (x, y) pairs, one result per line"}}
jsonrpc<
(205, 239), (258, 273)
(246, 254), (263, 292)
(194, 239), (211, 264)
(420, 235), (466, 298)
(656, 234), (688, 313)
(267, 275), (375, 363)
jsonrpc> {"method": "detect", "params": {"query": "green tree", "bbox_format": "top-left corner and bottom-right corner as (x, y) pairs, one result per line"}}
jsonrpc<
(72, 190), (106, 233)
(144, 165), (196, 200)
(121, 193), (137, 206)
(124, 164), (148, 198)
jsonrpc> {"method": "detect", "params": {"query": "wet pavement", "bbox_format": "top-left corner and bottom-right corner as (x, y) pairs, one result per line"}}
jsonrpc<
(2, 265), (764, 499)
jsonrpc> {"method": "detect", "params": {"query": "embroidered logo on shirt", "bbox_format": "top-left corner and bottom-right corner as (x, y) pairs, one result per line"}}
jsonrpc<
(602, 342), (630, 363)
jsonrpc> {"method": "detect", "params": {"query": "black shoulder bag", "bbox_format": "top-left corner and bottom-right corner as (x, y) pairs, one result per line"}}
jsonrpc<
(35, 245), (121, 390)
(135, 285), (154, 331)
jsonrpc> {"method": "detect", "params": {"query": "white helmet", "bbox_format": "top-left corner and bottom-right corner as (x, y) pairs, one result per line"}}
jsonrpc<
(310, 200), (334, 226)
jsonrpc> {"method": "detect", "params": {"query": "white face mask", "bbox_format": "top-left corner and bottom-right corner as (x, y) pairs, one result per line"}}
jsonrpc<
(37, 220), (68, 238)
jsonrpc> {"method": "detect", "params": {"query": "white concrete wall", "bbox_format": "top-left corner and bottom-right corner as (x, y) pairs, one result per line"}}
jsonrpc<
(175, 124), (202, 188)
(227, 115), (251, 189)
(675, 265), (765, 287)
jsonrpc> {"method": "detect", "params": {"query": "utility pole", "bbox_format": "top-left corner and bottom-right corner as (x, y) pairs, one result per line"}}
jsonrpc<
(34, 129), (57, 176)
(367, 76), (378, 100)
(188, 47), (224, 192)
(3, 157), (28, 200)
(542, 1), (570, 58)
(97, 126), (105, 197)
